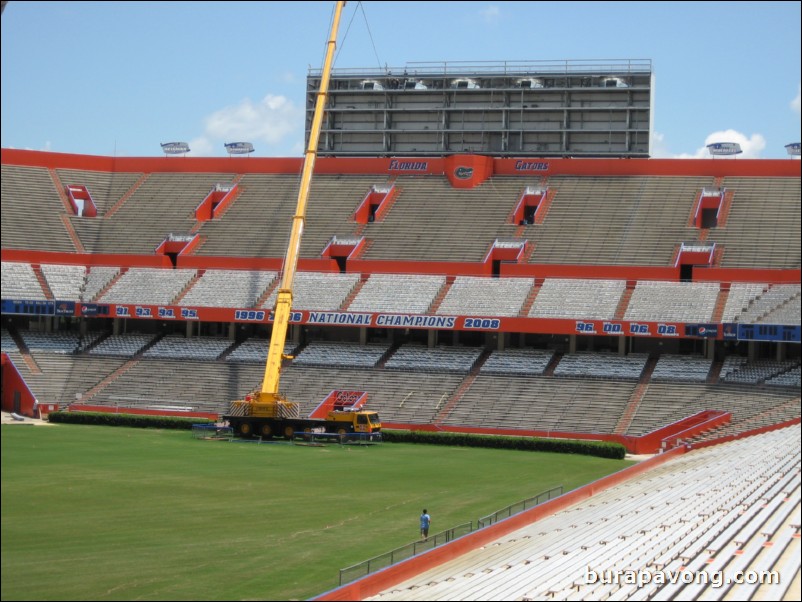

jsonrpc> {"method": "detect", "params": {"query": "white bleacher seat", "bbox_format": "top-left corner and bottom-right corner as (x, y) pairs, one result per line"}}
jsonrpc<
(99, 268), (196, 305)
(436, 276), (534, 317)
(226, 340), (296, 363)
(179, 269), (276, 308)
(651, 354), (712, 382)
(40, 264), (86, 300)
(480, 349), (554, 376)
(554, 352), (648, 380)
(738, 284), (801, 324)
(261, 272), (359, 311)
(349, 274), (445, 314)
(530, 279), (625, 320)
(365, 426), (801, 602)
(1, 329), (19, 353)
(384, 344), (482, 374)
(88, 334), (156, 357)
(1, 262), (47, 300)
(293, 342), (390, 369)
(721, 283), (767, 322)
(20, 332), (82, 354)
(624, 281), (718, 323)
(142, 335), (233, 361)
(81, 266), (120, 302)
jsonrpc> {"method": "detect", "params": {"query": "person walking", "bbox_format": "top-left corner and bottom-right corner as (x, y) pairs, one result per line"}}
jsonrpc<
(420, 509), (431, 541)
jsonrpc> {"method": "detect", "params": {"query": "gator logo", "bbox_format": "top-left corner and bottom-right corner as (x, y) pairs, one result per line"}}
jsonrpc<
(454, 166), (474, 179)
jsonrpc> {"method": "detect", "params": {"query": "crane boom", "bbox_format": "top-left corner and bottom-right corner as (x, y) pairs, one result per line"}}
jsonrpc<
(224, 1), (380, 441)
(260, 0), (346, 399)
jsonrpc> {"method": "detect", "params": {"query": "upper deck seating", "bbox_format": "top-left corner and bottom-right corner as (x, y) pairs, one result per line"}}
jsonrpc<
(40, 264), (86, 300)
(349, 274), (445, 314)
(436, 276), (534, 317)
(1, 262), (47, 300)
(98, 268), (196, 305)
(529, 278), (625, 319)
(624, 280), (718, 322)
(179, 269), (277, 308)
(261, 272), (360, 311)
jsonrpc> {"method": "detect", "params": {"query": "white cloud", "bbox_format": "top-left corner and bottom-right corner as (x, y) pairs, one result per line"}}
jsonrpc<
(479, 5), (501, 24)
(671, 129), (766, 159)
(190, 94), (304, 156)
(649, 131), (671, 158)
(792, 83), (801, 116)
(187, 136), (214, 157)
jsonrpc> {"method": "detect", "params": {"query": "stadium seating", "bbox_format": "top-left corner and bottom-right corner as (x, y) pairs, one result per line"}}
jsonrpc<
(651, 354), (712, 382)
(529, 278), (625, 319)
(1, 262), (47, 300)
(624, 281), (718, 322)
(384, 344), (483, 374)
(179, 269), (277, 308)
(40, 264), (86, 300)
(524, 175), (712, 266)
(480, 348), (554, 376)
(142, 335), (234, 361)
(348, 274), (445, 314)
(364, 426), (801, 601)
(261, 271), (360, 311)
(98, 268), (196, 305)
(436, 276), (534, 317)
(713, 177), (801, 269)
(292, 341), (390, 368)
(554, 352), (648, 380)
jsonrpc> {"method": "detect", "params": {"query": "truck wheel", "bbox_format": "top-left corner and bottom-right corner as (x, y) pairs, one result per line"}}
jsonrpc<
(239, 422), (253, 437)
(260, 423), (274, 439)
(283, 425), (295, 439)
(337, 427), (348, 443)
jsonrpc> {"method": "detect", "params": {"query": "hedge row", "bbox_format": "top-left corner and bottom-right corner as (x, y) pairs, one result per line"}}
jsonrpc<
(47, 411), (213, 430)
(381, 430), (626, 459)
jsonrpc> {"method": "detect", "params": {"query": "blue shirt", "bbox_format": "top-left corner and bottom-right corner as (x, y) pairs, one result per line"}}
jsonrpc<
(420, 513), (431, 529)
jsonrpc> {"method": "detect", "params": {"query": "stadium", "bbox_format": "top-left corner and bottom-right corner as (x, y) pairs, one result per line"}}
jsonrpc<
(1, 2), (800, 601)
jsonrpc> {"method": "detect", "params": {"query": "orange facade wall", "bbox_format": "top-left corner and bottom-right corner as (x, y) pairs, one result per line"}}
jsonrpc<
(1, 354), (38, 417)
(3, 148), (800, 178)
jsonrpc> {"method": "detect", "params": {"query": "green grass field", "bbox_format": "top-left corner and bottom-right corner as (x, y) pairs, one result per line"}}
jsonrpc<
(1, 424), (633, 601)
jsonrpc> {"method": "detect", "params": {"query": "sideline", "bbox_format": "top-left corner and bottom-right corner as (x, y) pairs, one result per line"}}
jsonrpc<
(1, 411), (55, 426)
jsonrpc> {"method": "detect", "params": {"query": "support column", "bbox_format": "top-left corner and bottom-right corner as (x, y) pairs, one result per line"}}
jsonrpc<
(569, 335), (577, 354)
(428, 330), (437, 349)
(776, 343), (786, 362)
(187, 321), (195, 338)
(618, 336), (626, 356)
(359, 327), (368, 345)
(748, 340), (756, 362)
(113, 318), (121, 336)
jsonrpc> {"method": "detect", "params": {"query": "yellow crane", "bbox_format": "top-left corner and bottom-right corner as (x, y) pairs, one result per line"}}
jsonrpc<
(225, 1), (381, 440)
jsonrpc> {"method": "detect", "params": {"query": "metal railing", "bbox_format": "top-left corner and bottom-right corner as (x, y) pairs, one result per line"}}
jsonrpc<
(477, 486), (563, 528)
(312, 59), (652, 78)
(339, 522), (473, 586)
(338, 485), (564, 586)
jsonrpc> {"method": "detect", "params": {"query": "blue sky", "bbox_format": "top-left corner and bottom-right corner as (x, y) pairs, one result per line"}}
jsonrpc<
(2, 1), (800, 159)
